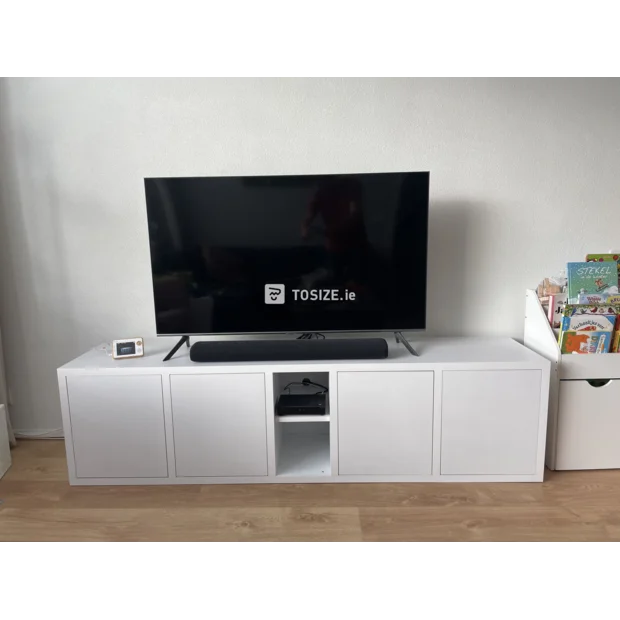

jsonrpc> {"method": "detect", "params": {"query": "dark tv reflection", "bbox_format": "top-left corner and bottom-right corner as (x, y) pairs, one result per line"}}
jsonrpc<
(144, 172), (429, 334)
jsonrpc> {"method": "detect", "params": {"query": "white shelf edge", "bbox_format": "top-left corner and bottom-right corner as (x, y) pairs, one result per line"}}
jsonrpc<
(276, 414), (330, 423)
(525, 289), (561, 360)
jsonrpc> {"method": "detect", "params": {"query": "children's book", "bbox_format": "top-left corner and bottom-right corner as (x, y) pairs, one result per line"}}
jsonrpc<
(586, 254), (620, 287)
(560, 331), (612, 354)
(612, 315), (620, 353)
(547, 293), (567, 329)
(560, 312), (616, 334)
(567, 261), (619, 303)
(557, 305), (617, 354)
(578, 292), (611, 304)
(564, 304), (620, 316)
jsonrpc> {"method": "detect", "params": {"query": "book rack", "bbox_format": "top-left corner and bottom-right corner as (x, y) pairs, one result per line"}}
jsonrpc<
(525, 289), (620, 470)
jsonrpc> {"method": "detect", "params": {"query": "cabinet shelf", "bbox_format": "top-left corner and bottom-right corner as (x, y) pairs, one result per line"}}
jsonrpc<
(277, 414), (330, 423)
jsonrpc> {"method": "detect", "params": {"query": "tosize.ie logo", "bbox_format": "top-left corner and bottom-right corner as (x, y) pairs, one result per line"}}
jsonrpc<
(265, 284), (285, 304)
(265, 283), (356, 304)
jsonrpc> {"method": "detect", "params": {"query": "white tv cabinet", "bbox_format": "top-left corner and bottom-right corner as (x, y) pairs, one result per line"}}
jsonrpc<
(57, 335), (550, 485)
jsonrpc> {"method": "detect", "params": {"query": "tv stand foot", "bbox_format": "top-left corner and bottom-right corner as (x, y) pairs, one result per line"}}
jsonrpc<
(394, 332), (418, 357)
(163, 335), (190, 361)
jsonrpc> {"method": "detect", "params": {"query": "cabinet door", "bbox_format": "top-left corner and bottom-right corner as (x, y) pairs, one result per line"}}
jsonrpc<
(337, 371), (434, 475)
(171, 373), (268, 477)
(441, 370), (541, 475)
(67, 375), (168, 479)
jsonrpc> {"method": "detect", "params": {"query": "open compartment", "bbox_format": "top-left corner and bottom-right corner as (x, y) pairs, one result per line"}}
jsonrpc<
(273, 372), (330, 422)
(273, 372), (331, 477)
(276, 422), (331, 477)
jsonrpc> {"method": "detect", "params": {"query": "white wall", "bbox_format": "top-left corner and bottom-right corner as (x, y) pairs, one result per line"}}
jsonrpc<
(1, 78), (620, 432)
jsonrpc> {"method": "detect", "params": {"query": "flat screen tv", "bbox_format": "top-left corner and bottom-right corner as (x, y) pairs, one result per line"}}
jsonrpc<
(144, 172), (429, 335)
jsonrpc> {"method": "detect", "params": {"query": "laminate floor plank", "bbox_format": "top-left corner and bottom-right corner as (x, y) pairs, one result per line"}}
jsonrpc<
(2, 440), (620, 541)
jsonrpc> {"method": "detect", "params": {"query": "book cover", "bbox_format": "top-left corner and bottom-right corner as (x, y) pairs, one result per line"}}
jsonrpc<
(578, 292), (611, 304)
(561, 312), (616, 334)
(564, 304), (620, 316)
(547, 293), (567, 329)
(586, 254), (620, 287)
(567, 261), (619, 303)
(560, 331), (612, 354)
(613, 315), (620, 353)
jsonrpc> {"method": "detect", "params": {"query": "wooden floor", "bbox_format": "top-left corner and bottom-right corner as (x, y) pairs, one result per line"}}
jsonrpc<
(1, 440), (620, 541)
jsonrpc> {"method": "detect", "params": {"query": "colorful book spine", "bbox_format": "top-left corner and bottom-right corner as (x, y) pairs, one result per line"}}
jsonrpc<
(613, 316), (620, 353)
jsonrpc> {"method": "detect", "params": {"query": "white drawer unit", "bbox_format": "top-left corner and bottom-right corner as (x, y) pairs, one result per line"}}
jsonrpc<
(525, 289), (620, 470)
(556, 379), (620, 470)
(57, 335), (550, 485)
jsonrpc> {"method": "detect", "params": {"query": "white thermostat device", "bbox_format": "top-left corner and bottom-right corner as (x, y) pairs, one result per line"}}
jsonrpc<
(112, 338), (144, 359)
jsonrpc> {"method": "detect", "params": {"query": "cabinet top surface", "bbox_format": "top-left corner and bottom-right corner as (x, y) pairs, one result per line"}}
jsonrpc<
(58, 335), (548, 372)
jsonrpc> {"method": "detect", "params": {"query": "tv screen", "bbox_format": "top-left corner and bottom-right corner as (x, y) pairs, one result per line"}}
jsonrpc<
(144, 172), (429, 335)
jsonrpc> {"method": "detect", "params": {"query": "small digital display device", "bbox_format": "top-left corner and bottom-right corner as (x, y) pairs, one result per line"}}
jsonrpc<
(112, 338), (144, 359)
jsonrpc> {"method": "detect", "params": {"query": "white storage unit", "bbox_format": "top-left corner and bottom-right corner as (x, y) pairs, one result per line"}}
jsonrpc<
(57, 335), (550, 485)
(525, 289), (620, 470)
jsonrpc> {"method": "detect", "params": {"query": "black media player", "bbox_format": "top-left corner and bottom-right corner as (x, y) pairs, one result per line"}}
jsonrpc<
(276, 393), (327, 417)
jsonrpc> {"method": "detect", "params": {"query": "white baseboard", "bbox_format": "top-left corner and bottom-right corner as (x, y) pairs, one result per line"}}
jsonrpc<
(14, 428), (64, 439)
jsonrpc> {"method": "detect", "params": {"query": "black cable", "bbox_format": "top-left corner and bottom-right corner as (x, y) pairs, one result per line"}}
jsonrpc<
(281, 378), (329, 394)
(302, 377), (328, 393)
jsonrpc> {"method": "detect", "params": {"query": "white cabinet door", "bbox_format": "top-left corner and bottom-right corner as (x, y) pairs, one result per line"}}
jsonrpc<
(337, 371), (434, 475)
(171, 373), (268, 477)
(67, 375), (168, 479)
(441, 370), (542, 475)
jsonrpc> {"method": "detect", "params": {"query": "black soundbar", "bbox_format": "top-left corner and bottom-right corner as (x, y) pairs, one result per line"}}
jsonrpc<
(189, 338), (389, 363)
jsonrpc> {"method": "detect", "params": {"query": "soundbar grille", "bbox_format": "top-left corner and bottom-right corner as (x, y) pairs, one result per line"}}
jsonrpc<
(189, 338), (389, 363)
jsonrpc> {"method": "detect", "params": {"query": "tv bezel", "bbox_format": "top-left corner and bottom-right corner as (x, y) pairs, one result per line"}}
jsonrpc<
(144, 170), (430, 336)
